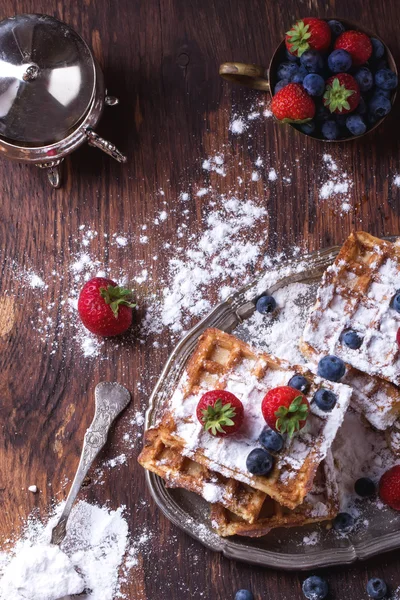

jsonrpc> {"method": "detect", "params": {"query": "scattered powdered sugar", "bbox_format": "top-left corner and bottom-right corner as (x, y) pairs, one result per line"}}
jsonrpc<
(0, 501), (131, 600)
(302, 531), (320, 546)
(142, 196), (268, 336)
(268, 168), (278, 181)
(27, 272), (47, 289)
(103, 453), (127, 468)
(319, 154), (353, 212)
(229, 117), (248, 135)
(393, 175), (400, 188)
(332, 409), (400, 513)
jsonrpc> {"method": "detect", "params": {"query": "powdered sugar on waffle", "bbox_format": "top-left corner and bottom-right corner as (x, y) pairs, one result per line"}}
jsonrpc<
(170, 348), (351, 501)
(303, 243), (400, 387)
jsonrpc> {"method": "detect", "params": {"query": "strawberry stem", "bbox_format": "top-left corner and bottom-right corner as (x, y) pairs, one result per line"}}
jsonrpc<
(100, 285), (136, 318)
(201, 399), (236, 436)
(286, 21), (311, 56)
(274, 395), (308, 437)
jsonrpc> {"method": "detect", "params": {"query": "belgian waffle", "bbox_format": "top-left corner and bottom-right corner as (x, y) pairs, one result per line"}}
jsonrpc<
(302, 231), (400, 387)
(387, 419), (400, 457)
(139, 428), (267, 523)
(140, 328), (352, 510)
(210, 453), (338, 537)
(300, 340), (400, 431)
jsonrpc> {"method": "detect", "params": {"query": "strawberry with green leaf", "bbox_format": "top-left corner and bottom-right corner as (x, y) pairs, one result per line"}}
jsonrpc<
(286, 17), (331, 57)
(261, 386), (309, 437)
(323, 73), (360, 114)
(78, 277), (136, 337)
(196, 390), (244, 437)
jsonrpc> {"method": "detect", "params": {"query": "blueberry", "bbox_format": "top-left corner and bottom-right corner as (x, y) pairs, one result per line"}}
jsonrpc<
(355, 477), (376, 498)
(328, 19), (345, 38)
(356, 96), (367, 115)
(274, 79), (290, 94)
(292, 66), (308, 83)
(369, 94), (392, 119)
(375, 68), (398, 90)
(246, 448), (274, 475)
(328, 49), (352, 73)
(303, 74), (325, 96)
(373, 88), (391, 99)
(346, 114), (367, 136)
(354, 67), (374, 92)
(333, 512), (354, 533)
(277, 62), (299, 81)
(256, 295), (276, 314)
(317, 355), (346, 382)
(286, 48), (299, 62)
(341, 329), (363, 349)
(300, 50), (324, 73)
(321, 120), (339, 140)
(366, 578), (387, 599)
(288, 374), (311, 393)
(392, 290), (400, 312)
(371, 38), (385, 59)
(313, 388), (337, 412)
(315, 105), (330, 122)
(259, 427), (283, 453)
(302, 576), (329, 600)
(235, 591), (254, 600)
(299, 121), (316, 135)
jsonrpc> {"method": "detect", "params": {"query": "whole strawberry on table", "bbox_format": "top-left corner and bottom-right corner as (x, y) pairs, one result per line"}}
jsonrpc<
(271, 17), (398, 140)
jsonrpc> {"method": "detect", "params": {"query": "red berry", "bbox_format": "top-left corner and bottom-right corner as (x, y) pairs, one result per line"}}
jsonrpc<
(286, 17), (331, 57)
(77, 277), (135, 337)
(396, 327), (400, 347)
(334, 30), (372, 66)
(323, 73), (360, 114)
(379, 465), (400, 511)
(271, 83), (316, 122)
(196, 390), (244, 437)
(261, 386), (309, 437)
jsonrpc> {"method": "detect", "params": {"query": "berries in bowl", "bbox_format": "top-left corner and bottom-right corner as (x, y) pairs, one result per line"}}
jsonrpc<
(220, 18), (397, 142)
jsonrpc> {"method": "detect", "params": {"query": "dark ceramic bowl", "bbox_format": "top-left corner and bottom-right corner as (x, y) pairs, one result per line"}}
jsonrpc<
(219, 18), (397, 142)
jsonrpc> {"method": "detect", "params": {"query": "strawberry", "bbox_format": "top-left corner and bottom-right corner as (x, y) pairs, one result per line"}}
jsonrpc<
(334, 30), (372, 66)
(286, 18), (331, 57)
(396, 327), (400, 347)
(379, 465), (400, 510)
(78, 277), (135, 337)
(196, 390), (244, 437)
(271, 83), (315, 123)
(261, 386), (309, 437)
(323, 73), (360, 114)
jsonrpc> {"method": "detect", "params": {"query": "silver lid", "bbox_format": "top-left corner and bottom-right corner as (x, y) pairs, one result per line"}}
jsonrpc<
(0, 14), (96, 145)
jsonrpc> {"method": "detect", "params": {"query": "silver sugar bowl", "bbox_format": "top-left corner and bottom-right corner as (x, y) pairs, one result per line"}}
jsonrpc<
(0, 14), (127, 188)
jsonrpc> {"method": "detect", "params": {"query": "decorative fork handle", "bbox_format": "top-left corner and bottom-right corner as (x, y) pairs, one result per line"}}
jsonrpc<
(50, 382), (131, 545)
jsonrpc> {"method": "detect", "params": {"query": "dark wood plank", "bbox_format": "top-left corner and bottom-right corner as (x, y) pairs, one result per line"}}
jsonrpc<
(1, 0), (400, 598)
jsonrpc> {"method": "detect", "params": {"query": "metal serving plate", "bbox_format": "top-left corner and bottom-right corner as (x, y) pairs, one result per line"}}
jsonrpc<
(144, 244), (400, 570)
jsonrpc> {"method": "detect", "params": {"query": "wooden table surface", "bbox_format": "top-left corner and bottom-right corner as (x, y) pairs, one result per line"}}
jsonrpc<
(1, 1), (400, 598)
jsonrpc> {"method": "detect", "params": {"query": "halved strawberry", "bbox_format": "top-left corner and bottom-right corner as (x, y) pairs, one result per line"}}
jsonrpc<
(261, 386), (309, 437)
(286, 17), (331, 57)
(323, 73), (360, 114)
(196, 390), (244, 437)
(334, 30), (372, 66)
(271, 83), (315, 123)
(379, 465), (400, 510)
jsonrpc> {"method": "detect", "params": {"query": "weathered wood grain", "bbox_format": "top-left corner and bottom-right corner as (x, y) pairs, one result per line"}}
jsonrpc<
(1, 0), (400, 598)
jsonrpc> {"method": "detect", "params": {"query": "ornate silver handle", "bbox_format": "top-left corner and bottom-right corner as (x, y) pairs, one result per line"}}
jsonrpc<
(50, 382), (131, 545)
(85, 128), (127, 163)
